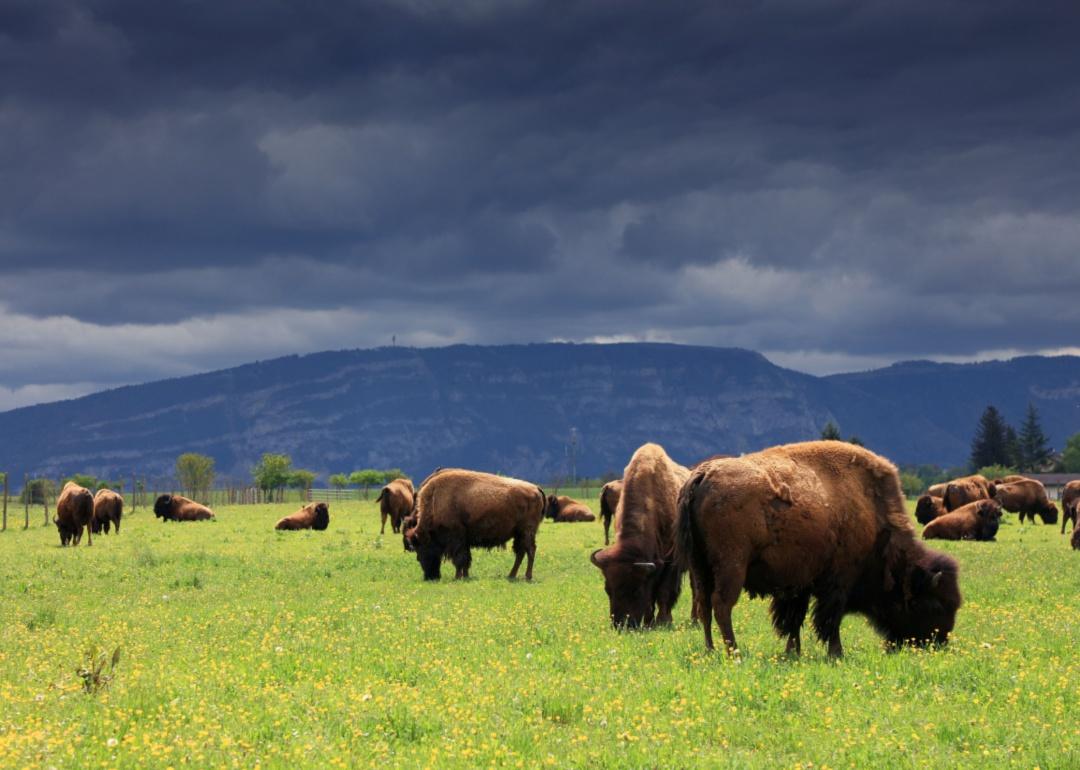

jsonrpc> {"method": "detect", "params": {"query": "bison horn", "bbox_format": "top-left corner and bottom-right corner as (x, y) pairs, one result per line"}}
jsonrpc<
(633, 561), (657, 573)
(590, 549), (606, 568)
(931, 570), (943, 588)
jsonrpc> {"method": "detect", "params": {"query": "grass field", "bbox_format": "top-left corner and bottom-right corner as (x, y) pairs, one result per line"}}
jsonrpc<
(1, 496), (1078, 769)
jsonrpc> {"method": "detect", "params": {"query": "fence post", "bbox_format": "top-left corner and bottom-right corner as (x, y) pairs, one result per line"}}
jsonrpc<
(24, 473), (29, 529)
(43, 482), (49, 526)
(2, 472), (7, 531)
(132, 473), (137, 512)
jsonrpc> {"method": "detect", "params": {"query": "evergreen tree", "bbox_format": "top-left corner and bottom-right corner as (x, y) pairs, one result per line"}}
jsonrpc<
(1018, 402), (1051, 471)
(1004, 425), (1021, 469)
(820, 421), (842, 440)
(970, 406), (1011, 469)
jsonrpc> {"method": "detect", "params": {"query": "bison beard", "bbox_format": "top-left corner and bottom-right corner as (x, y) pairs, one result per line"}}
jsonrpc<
(675, 441), (962, 657)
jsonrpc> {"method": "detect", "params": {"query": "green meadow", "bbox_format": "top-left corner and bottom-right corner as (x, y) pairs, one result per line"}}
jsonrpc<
(0, 497), (1077, 769)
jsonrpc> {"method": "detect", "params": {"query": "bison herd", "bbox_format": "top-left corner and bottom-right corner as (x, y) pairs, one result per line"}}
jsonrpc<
(49, 440), (1080, 655)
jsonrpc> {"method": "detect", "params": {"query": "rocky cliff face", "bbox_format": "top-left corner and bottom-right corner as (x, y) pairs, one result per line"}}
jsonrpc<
(1, 343), (1077, 482)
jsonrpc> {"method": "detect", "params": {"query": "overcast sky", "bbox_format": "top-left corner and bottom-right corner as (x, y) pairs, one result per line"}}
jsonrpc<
(2, 0), (1079, 410)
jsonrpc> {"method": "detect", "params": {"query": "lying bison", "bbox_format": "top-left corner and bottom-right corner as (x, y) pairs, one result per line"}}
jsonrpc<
(275, 502), (330, 531)
(545, 495), (595, 522)
(591, 443), (691, 629)
(404, 470), (544, 580)
(926, 483), (948, 498)
(375, 478), (415, 534)
(598, 480), (622, 545)
(943, 474), (994, 512)
(994, 479), (1058, 525)
(922, 499), (1002, 541)
(154, 494), (215, 522)
(1060, 480), (1080, 535)
(55, 481), (95, 546)
(91, 489), (123, 535)
(675, 441), (961, 657)
(914, 494), (948, 525)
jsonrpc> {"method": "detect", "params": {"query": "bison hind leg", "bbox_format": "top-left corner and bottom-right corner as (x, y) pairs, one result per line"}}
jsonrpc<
(770, 592), (810, 656)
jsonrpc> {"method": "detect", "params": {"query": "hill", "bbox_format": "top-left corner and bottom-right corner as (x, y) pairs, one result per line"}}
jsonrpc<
(0, 343), (1077, 481)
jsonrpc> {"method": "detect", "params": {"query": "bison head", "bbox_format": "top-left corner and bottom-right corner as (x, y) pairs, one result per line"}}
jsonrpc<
(409, 531), (442, 580)
(914, 495), (943, 525)
(545, 495), (559, 520)
(153, 494), (173, 520)
(1072, 526), (1080, 550)
(873, 550), (961, 648)
(591, 547), (661, 629)
(1041, 501), (1059, 525)
(312, 503), (330, 531)
(54, 516), (73, 546)
(973, 500), (1002, 541)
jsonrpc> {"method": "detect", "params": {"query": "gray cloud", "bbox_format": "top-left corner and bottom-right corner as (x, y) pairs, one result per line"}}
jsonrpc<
(2, 0), (1080, 406)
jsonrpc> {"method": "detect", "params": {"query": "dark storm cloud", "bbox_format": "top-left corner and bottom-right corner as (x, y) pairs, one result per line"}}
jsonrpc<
(2, 0), (1080, 406)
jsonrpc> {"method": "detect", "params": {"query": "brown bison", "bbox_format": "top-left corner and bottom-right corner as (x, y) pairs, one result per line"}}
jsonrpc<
(590, 443), (691, 629)
(91, 489), (123, 535)
(153, 494), (215, 522)
(1060, 480), (1080, 534)
(545, 495), (596, 522)
(599, 480), (622, 545)
(943, 475), (994, 512)
(275, 502), (330, 531)
(926, 483), (948, 498)
(1072, 524), (1080, 551)
(993, 479), (1058, 524)
(404, 470), (544, 580)
(914, 494), (948, 525)
(922, 499), (1002, 541)
(992, 474), (1029, 485)
(375, 478), (415, 534)
(675, 441), (962, 657)
(55, 481), (95, 546)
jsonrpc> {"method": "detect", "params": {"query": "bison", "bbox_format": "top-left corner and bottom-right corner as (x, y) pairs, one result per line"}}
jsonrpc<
(545, 495), (596, 522)
(375, 478), (415, 534)
(1060, 480), (1080, 535)
(922, 499), (1002, 541)
(55, 481), (95, 546)
(926, 483), (948, 498)
(275, 502), (330, 531)
(914, 494), (948, 525)
(590, 443), (691, 629)
(993, 479), (1058, 525)
(153, 494), (215, 522)
(404, 470), (544, 581)
(598, 480), (622, 545)
(91, 489), (123, 535)
(675, 441), (961, 657)
(943, 474), (994, 512)
(1072, 523), (1080, 551)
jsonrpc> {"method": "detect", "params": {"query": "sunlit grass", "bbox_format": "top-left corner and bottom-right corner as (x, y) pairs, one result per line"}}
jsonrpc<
(0, 497), (1077, 768)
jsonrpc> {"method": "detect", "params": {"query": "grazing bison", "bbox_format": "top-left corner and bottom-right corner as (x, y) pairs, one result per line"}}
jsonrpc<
(91, 489), (123, 535)
(590, 443), (691, 629)
(675, 441), (961, 657)
(404, 470), (544, 581)
(926, 483), (948, 498)
(922, 499), (1002, 541)
(545, 495), (596, 522)
(275, 502), (330, 531)
(993, 479), (1058, 525)
(1060, 480), (1080, 535)
(375, 478), (415, 534)
(943, 475), (994, 512)
(55, 481), (95, 547)
(599, 480), (622, 545)
(1072, 524), (1080, 551)
(914, 494), (948, 525)
(153, 494), (215, 522)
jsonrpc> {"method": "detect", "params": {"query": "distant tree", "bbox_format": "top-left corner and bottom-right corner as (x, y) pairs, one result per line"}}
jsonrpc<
(847, 435), (864, 447)
(1061, 433), (1080, 473)
(820, 421), (842, 440)
(1004, 425), (1021, 469)
(899, 472), (924, 499)
(288, 470), (317, 491)
(383, 468), (406, 482)
(329, 473), (350, 490)
(977, 464), (1018, 482)
(66, 473), (100, 491)
(252, 454), (292, 500)
(176, 453), (215, 499)
(1018, 403), (1051, 472)
(970, 406), (1012, 470)
(20, 478), (56, 505)
(350, 469), (385, 499)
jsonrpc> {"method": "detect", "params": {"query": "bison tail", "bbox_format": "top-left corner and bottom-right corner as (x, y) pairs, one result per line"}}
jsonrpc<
(375, 488), (386, 504)
(673, 471), (705, 573)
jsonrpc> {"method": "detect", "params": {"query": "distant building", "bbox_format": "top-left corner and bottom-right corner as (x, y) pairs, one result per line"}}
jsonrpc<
(1026, 474), (1080, 500)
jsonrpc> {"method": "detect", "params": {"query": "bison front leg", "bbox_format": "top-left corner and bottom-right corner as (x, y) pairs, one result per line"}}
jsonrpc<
(770, 593), (810, 657)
